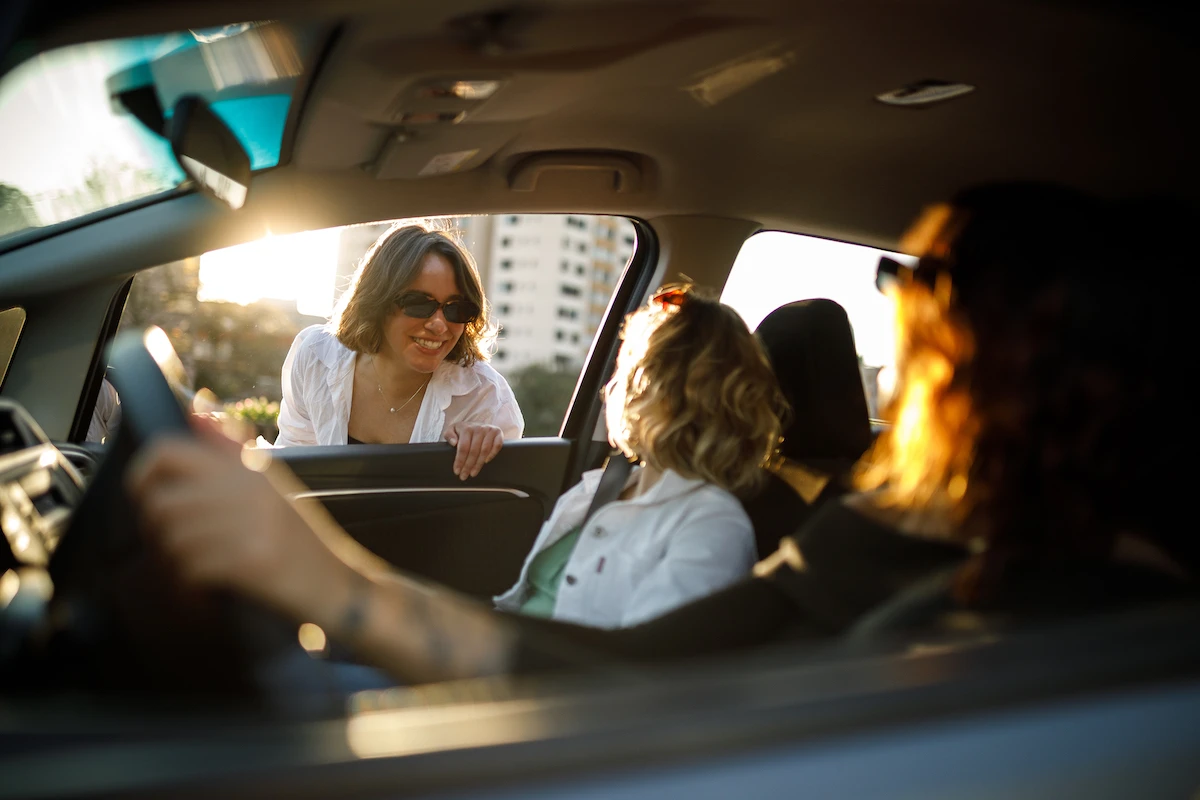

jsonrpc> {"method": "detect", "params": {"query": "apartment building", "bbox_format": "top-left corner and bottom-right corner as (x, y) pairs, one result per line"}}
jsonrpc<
(487, 214), (635, 373)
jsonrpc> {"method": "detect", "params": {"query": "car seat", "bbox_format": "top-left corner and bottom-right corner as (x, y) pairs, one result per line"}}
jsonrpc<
(743, 299), (873, 559)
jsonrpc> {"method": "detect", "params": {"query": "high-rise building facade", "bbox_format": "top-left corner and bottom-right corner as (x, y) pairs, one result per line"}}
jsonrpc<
(487, 214), (635, 373)
(588, 216), (637, 338)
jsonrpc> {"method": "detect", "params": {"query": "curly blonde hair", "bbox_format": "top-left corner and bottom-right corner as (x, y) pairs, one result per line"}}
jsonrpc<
(606, 285), (789, 498)
(331, 221), (496, 365)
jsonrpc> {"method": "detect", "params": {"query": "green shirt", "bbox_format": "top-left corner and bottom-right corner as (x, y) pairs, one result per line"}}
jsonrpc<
(518, 525), (584, 618)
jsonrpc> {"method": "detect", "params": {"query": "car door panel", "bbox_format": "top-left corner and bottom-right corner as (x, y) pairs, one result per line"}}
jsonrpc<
(275, 438), (571, 598)
(309, 490), (543, 598)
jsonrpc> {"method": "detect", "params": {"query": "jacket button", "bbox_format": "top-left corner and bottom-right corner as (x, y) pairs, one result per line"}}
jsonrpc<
(565, 575), (577, 585)
(593, 526), (607, 538)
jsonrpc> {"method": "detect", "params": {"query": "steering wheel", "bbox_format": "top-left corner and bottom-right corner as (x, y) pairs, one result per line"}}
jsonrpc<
(39, 329), (341, 715)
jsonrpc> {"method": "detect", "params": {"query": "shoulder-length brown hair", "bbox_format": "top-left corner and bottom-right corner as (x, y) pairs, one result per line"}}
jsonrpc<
(607, 285), (789, 498)
(331, 221), (495, 365)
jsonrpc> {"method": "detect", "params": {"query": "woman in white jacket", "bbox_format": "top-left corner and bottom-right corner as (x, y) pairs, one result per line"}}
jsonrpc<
(495, 284), (789, 627)
(273, 222), (524, 480)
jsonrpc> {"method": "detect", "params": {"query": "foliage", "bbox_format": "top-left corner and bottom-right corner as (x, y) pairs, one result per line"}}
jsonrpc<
(0, 183), (37, 237)
(507, 362), (581, 437)
(117, 259), (322, 405)
(224, 396), (281, 425)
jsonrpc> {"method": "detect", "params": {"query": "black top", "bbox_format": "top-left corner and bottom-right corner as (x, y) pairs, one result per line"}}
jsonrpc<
(741, 460), (856, 560)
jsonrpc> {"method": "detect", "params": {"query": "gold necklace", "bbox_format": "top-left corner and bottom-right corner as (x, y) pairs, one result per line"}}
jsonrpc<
(372, 357), (430, 415)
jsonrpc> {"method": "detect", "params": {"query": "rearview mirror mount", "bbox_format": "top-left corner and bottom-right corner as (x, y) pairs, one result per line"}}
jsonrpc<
(166, 95), (251, 210)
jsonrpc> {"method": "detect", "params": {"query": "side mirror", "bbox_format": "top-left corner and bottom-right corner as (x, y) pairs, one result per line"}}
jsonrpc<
(165, 95), (251, 210)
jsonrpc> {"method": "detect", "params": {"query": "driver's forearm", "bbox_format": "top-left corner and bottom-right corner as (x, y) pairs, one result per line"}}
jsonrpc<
(315, 565), (519, 685)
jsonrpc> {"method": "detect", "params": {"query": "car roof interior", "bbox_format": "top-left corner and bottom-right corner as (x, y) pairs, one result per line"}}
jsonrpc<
(2, 0), (1195, 289)
(3, 0), (1191, 439)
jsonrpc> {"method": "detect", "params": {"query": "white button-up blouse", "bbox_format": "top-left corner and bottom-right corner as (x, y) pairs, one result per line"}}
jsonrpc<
(273, 325), (524, 446)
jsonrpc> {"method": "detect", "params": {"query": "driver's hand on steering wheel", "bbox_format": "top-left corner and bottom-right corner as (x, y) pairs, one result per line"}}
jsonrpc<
(125, 418), (362, 628)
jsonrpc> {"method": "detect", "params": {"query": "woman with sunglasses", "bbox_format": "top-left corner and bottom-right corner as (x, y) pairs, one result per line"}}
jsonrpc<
(273, 222), (523, 479)
(513, 183), (1195, 662)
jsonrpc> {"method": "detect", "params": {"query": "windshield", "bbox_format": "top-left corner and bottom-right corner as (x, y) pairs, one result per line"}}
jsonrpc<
(0, 22), (311, 246)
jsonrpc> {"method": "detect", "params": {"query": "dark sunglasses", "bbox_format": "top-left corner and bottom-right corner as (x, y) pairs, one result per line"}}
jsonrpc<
(875, 255), (943, 294)
(875, 256), (910, 293)
(395, 292), (480, 324)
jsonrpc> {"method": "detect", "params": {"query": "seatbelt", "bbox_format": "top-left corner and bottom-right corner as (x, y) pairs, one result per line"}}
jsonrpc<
(581, 450), (634, 525)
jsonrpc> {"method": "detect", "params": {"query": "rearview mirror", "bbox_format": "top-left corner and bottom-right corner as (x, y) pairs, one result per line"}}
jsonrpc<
(166, 95), (251, 210)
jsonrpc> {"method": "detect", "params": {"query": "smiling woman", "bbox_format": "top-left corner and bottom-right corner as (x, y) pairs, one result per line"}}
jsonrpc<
(273, 222), (524, 479)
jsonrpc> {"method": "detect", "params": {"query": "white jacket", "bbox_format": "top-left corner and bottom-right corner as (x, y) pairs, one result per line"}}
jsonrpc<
(274, 325), (524, 446)
(495, 467), (757, 628)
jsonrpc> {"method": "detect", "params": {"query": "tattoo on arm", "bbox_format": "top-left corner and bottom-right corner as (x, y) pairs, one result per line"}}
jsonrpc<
(338, 574), (373, 644)
(406, 586), (456, 673)
(343, 571), (516, 682)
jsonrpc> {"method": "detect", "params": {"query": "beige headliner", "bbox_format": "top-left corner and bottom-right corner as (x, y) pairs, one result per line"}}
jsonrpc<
(19, 0), (1198, 252)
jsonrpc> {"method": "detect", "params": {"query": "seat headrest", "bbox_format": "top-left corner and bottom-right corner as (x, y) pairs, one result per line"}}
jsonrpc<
(755, 299), (872, 463)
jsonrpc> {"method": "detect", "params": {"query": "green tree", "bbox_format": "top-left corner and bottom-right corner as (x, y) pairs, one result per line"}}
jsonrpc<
(78, 157), (172, 209)
(0, 183), (38, 237)
(117, 257), (202, 385)
(508, 363), (581, 437)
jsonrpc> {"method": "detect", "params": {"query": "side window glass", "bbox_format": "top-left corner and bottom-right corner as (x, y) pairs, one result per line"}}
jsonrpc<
(114, 215), (637, 445)
(486, 215), (635, 435)
(721, 231), (914, 420)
